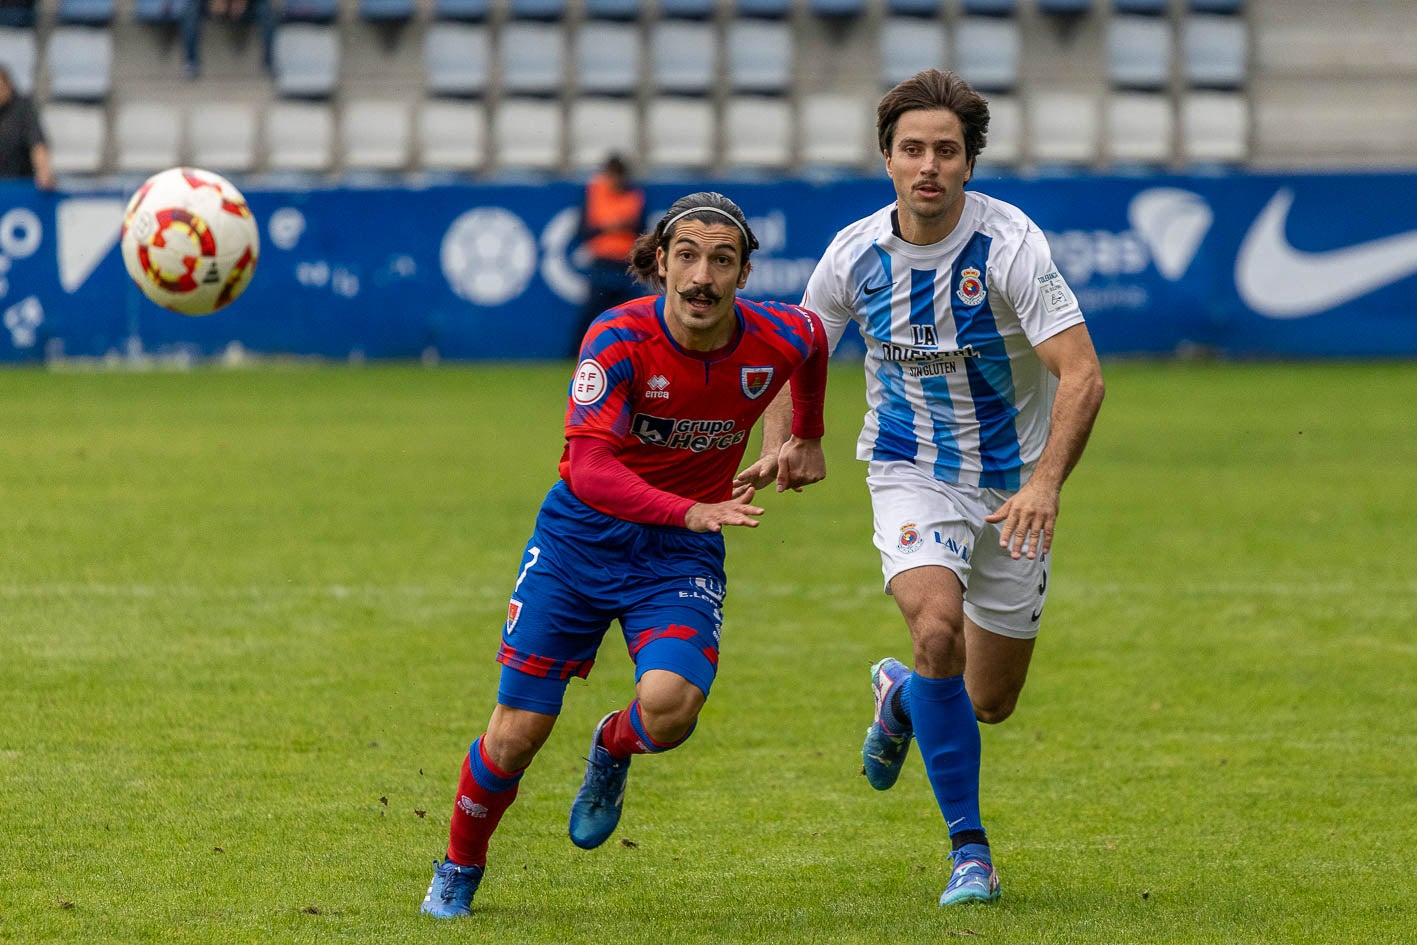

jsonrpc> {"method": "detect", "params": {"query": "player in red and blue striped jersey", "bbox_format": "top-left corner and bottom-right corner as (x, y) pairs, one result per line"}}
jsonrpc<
(421, 192), (829, 919)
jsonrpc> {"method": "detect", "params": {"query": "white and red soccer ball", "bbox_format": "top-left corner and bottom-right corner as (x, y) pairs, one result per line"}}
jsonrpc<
(120, 166), (260, 316)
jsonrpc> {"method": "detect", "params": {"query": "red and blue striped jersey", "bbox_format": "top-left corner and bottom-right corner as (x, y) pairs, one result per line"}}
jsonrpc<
(560, 294), (825, 506)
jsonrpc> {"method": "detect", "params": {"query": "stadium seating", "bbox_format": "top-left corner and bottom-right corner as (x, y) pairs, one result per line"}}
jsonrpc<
(736, 0), (791, 17)
(953, 17), (1019, 92)
(569, 96), (638, 169)
(1037, 0), (1091, 14)
(574, 21), (639, 96)
(282, 0), (338, 23)
(43, 103), (107, 175)
(492, 97), (562, 173)
(265, 101), (335, 172)
(583, 0), (638, 20)
(1105, 91), (1174, 165)
(187, 102), (259, 173)
(1028, 90), (1099, 167)
(1114, 0), (1168, 13)
(1180, 90), (1248, 162)
(499, 22), (564, 97)
(976, 94), (1022, 169)
(0, 26), (36, 95)
(1107, 15), (1172, 90)
(424, 22), (490, 97)
(45, 27), (112, 102)
(651, 20), (716, 95)
(645, 97), (715, 170)
(431, 0), (489, 19)
(342, 100), (412, 172)
(130, 0), (180, 24)
(885, 0), (941, 14)
(359, 0), (415, 22)
(1189, 0), (1243, 11)
(879, 16), (947, 89)
(1183, 13), (1248, 88)
(809, 0), (867, 18)
(727, 19), (792, 94)
(418, 99), (486, 172)
(55, 0), (113, 25)
(798, 91), (875, 169)
(273, 24), (340, 98)
(961, 0), (1015, 15)
(723, 96), (793, 170)
(658, 0), (714, 18)
(507, 0), (566, 19)
(114, 102), (182, 172)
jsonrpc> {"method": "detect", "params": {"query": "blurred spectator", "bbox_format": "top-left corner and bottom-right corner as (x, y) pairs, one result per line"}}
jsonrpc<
(181, 0), (276, 79)
(0, 0), (35, 28)
(572, 153), (647, 356)
(0, 65), (53, 190)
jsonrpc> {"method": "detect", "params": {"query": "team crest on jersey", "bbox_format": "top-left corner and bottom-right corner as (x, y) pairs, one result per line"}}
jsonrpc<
(898, 523), (922, 554)
(572, 359), (607, 405)
(956, 266), (985, 307)
(505, 598), (523, 633)
(741, 366), (774, 400)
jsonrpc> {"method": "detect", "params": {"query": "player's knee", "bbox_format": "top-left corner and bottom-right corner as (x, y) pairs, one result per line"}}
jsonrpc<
(637, 684), (703, 746)
(910, 622), (966, 678)
(972, 695), (1018, 725)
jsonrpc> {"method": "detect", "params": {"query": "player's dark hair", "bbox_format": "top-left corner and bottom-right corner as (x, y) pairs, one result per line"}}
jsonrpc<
(628, 191), (759, 289)
(877, 68), (990, 167)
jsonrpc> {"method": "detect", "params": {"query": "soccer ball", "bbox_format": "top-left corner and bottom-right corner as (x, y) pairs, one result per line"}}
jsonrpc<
(120, 167), (260, 316)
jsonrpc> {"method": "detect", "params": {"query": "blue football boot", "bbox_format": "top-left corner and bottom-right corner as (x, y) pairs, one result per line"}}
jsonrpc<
(420, 859), (484, 918)
(939, 844), (1001, 906)
(862, 657), (913, 790)
(568, 713), (631, 850)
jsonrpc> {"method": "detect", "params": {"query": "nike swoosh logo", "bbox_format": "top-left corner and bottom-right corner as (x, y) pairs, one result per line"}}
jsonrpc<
(1236, 188), (1417, 319)
(863, 281), (895, 296)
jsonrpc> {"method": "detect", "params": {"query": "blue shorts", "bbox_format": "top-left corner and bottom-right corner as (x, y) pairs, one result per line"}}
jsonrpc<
(496, 481), (727, 715)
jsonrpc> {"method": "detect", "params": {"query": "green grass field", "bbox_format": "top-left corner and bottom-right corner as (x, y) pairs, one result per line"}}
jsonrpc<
(2, 360), (1414, 945)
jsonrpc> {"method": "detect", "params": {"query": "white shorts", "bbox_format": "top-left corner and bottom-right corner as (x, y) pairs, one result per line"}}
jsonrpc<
(866, 460), (1050, 640)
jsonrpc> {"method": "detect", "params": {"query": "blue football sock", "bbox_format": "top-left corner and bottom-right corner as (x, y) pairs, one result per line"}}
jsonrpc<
(909, 673), (985, 839)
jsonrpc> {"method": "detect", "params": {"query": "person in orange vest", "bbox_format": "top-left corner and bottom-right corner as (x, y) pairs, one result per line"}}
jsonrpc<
(573, 153), (648, 356)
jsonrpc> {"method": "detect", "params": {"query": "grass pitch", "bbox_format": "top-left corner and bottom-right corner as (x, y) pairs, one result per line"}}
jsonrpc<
(1, 361), (1414, 945)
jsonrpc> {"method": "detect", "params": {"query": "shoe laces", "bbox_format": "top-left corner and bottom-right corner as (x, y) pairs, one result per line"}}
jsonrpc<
(438, 862), (480, 901)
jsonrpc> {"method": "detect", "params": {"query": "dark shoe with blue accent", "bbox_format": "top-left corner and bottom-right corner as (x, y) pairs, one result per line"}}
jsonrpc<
(568, 712), (631, 850)
(420, 858), (484, 918)
(862, 657), (913, 790)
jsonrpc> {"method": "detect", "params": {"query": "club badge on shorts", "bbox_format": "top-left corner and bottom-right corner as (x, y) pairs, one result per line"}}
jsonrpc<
(898, 522), (922, 553)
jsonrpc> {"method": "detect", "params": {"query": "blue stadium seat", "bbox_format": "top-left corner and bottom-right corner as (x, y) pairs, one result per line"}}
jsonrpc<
(810, 0), (866, 17)
(283, 0), (338, 23)
(432, 0), (489, 19)
(960, 0), (1014, 15)
(1113, 0), (1168, 13)
(583, 0), (637, 19)
(359, 0), (415, 22)
(727, 19), (792, 94)
(878, 16), (945, 89)
(651, 20), (715, 94)
(46, 27), (112, 101)
(507, 0), (564, 19)
(273, 23), (340, 98)
(1189, 0), (1243, 11)
(658, 0), (714, 19)
(131, 0), (180, 23)
(737, 0), (791, 16)
(1037, 0), (1091, 13)
(0, 1), (35, 28)
(1108, 15), (1171, 90)
(885, 0), (942, 14)
(56, 0), (114, 24)
(425, 22), (490, 97)
(575, 21), (639, 96)
(1183, 13), (1247, 88)
(0, 27), (36, 94)
(501, 22), (564, 96)
(953, 17), (1018, 92)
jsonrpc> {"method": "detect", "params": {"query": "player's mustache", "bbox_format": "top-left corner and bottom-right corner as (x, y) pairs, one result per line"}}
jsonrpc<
(679, 287), (722, 303)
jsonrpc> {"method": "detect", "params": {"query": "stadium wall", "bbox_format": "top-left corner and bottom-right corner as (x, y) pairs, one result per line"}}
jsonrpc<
(3, 170), (1416, 364)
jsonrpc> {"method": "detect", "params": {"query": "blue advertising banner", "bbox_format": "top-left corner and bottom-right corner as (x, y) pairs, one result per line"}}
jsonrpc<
(2, 172), (1416, 363)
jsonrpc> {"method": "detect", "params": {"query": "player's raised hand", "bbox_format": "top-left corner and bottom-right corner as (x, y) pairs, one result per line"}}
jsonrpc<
(734, 453), (779, 491)
(685, 487), (765, 533)
(774, 436), (826, 493)
(985, 481), (1059, 560)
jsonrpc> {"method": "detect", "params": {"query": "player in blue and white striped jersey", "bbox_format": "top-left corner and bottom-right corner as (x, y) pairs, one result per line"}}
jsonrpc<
(798, 69), (1106, 907)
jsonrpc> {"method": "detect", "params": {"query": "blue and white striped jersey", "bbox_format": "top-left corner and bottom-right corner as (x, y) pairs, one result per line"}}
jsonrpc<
(803, 192), (1085, 491)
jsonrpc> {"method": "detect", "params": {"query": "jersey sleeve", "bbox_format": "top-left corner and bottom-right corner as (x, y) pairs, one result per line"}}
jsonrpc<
(998, 221), (1086, 347)
(789, 309), (828, 439)
(565, 435), (696, 527)
(801, 241), (858, 354)
(565, 321), (638, 444)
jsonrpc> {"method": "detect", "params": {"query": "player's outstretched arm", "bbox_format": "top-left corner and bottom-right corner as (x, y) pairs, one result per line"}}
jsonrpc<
(774, 436), (826, 493)
(685, 486), (766, 533)
(735, 388), (792, 490)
